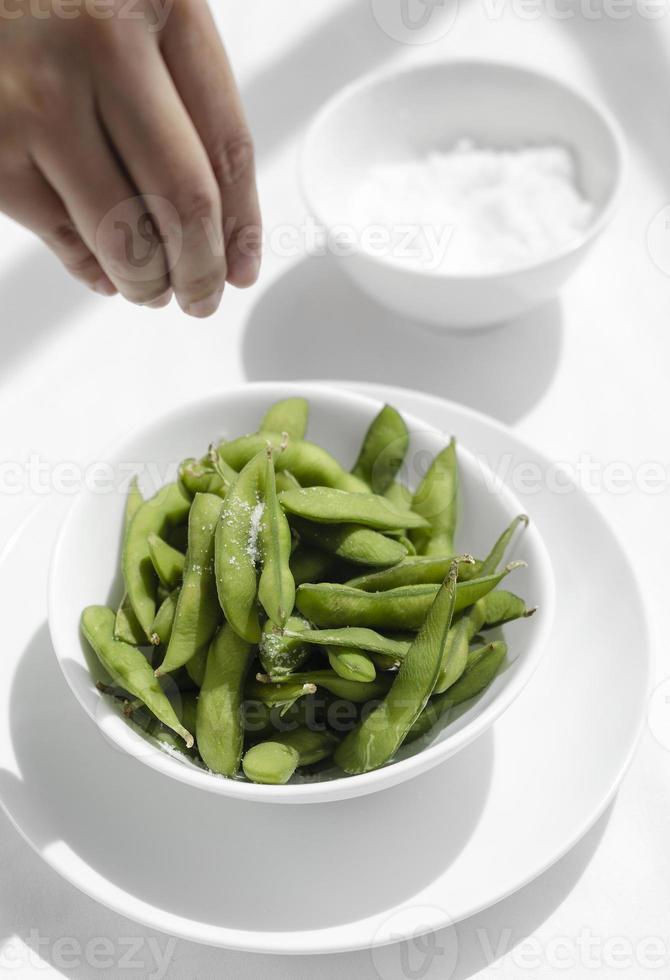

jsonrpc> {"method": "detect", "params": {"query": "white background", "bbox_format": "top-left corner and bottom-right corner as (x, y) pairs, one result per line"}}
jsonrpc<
(1, 0), (669, 976)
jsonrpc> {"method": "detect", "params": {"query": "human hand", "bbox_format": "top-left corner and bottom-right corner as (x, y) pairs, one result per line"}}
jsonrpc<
(0, 0), (261, 316)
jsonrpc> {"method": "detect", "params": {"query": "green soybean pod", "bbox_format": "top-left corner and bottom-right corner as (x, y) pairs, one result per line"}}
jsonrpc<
(406, 641), (507, 743)
(259, 614), (311, 678)
(150, 587), (180, 647)
(114, 595), (147, 647)
(81, 606), (193, 747)
(410, 438), (458, 557)
(479, 515), (529, 576)
(216, 434), (368, 493)
(433, 614), (473, 694)
(196, 624), (255, 776)
(259, 670), (390, 704)
(258, 449), (295, 629)
(477, 590), (537, 628)
(152, 692), (199, 754)
(114, 478), (146, 645)
(155, 493), (223, 676)
(260, 397), (309, 441)
(352, 404), (409, 494)
(179, 458), (227, 500)
(288, 626), (411, 661)
(123, 481), (191, 639)
(334, 562), (460, 774)
(215, 449), (266, 644)
(346, 555), (483, 591)
(245, 677), (317, 709)
(327, 647), (377, 683)
(242, 729), (337, 785)
(147, 532), (185, 589)
(296, 565), (521, 631)
(279, 487), (429, 532)
(291, 516), (407, 568)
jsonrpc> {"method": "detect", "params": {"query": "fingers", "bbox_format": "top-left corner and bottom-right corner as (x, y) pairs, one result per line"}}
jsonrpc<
(97, 41), (228, 318)
(161, 0), (262, 288)
(0, 161), (116, 296)
(31, 109), (172, 306)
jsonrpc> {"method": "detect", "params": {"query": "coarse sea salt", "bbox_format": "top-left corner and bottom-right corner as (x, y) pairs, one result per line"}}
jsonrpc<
(352, 140), (595, 275)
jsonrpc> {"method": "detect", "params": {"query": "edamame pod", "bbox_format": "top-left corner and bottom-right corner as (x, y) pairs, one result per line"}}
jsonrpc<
(479, 514), (529, 576)
(196, 624), (255, 776)
(156, 493), (223, 675)
(351, 405), (409, 494)
(286, 625), (411, 660)
(258, 449), (295, 629)
(81, 606), (193, 747)
(242, 728), (337, 784)
(147, 532), (185, 589)
(216, 434), (368, 493)
(346, 554), (483, 591)
(478, 590), (536, 629)
(179, 458), (227, 499)
(291, 516), (407, 568)
(296, 564), (521, 631)
(150, 587), (180, 647)
(246, 677), (317, 709)
(114, 596), (147, 647)
(410, 438), (458, 556)
(334, 562), (460, 774)
(279, 487), (429, 531)
(407, 641), (507, 743)
(215, 450), (266, 643)
(260, 397), (309, 441)
(114, 478), (146, 645)
(123, 481), (191, 639)
(260, 670), (390, 704)
(327, 647), (377, 683)
(260, 614), (311, 678)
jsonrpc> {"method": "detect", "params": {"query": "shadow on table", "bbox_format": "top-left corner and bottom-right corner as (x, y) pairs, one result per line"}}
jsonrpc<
(242, 256), (563, 425)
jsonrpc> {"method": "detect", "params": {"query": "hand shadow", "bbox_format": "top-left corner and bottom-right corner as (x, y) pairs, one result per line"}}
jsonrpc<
(242, 256), (562, 425)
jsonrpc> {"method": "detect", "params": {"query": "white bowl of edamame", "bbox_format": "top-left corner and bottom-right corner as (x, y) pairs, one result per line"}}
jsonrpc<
(49, 382), (555, 804)
(300, 60), (624, 330)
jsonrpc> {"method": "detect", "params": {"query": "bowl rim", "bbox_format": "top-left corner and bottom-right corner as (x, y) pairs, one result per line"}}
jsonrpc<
(48, 381), (556, 804)
(299, 57), (627, 282)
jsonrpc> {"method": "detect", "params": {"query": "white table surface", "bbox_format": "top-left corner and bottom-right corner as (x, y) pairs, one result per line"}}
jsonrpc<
(1, 2), (669, 976)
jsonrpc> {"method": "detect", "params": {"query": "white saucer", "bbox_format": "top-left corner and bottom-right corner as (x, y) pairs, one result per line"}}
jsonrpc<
(0, 385), (650, 955)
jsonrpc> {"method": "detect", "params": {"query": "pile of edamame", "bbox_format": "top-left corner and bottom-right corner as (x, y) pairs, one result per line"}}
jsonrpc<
(81, 398), (535, 785)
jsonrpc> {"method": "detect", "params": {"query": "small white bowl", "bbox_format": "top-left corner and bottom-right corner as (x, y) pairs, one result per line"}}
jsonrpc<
(49, 383), (555, 804)
(300, 60), (624, 330)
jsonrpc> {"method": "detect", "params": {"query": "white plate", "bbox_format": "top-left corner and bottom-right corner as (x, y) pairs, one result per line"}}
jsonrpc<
(0, 384), (650, 955)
